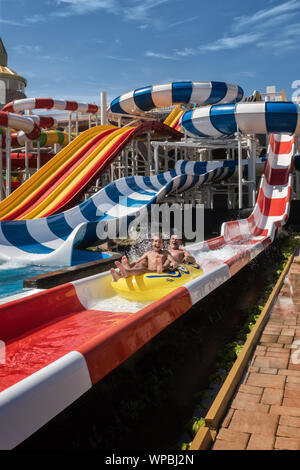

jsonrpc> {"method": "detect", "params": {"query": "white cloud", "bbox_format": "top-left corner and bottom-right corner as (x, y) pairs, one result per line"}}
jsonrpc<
(255, 20), (300, 53)
(198, 33), (262, 52)
(123, 0), (169, 21)
(13, 44), (42, 54)
(0, 18), (25, 26)
(52, 0), (175, 30)
(53, 0), (118, 17)
(239, 71), (256, 78)
(234, 0), (300, 30)
(145, 51), (179, 60)
(174, 48), (196, 57)
(98, 54), (133, 61)
(166, 16), (198, 30)
(25, 14), (46, 24)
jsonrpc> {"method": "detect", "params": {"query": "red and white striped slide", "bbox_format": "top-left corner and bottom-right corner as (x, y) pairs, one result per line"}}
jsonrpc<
(0, 133), (294, 449)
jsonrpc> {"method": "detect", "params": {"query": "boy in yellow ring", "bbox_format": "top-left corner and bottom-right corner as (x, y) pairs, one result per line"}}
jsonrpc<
(168, 234), (196, 265)
(110, 235), (178, 282)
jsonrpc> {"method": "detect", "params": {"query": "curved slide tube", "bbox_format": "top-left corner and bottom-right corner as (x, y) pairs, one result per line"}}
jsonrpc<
(0, 128), (70, 149)
(2, 97), (98, 115)
(0, 156), (265, 265)
(180, 101), (300, 138)
(0, 111), (41, 140)
(2, 152), (55, 170)
(0, 97), (98, 148)
(0, 133), (294, 449)
(110, 81), (244, 115)
(0, 122), (181, 221)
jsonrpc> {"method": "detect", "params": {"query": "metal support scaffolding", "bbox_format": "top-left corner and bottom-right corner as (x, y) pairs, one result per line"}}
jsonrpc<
(0, 134), (3, 201)
(236, 132), (243, 209)
(149, 134), (258, 210)
(100, 91), (107, 125)
(5, 127), (11, 197)
(25, 139), (29, 180)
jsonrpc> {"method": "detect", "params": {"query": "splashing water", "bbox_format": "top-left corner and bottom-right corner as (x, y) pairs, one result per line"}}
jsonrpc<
(92, 295), (149, 313)
(126, 238), (153, 262)
(189, 242), (247, 272)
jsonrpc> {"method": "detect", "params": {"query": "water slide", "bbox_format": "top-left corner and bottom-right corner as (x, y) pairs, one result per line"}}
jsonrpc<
(163, 104), (184, 132)
(0, 129), (71, 172)
(0, 81), (298, 448)
(0, 128), (70, 149)
(0, 132), (294, 449)
(0, 121), (181, 221)
(0, 82), (243, 220)
(0, 156), (264, 265)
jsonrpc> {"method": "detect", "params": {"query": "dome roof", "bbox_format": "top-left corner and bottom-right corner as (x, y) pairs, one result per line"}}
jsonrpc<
(0, 38), (27, 85)
(0, 65), (27, 84)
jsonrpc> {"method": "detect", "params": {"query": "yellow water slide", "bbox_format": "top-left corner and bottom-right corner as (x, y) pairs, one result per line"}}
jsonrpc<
(0, 125), (116, 220)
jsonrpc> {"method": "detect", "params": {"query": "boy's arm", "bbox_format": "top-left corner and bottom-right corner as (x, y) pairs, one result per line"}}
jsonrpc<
(183, 250), (196, 263)
(134, 252), (148, 265)
(166, 252), (178, 268)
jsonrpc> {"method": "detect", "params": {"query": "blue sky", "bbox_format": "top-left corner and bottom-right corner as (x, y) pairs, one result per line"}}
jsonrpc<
(1, 0), (300, 106)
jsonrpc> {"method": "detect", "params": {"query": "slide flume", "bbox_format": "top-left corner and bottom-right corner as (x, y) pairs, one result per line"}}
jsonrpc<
(0, 133), (294, 449)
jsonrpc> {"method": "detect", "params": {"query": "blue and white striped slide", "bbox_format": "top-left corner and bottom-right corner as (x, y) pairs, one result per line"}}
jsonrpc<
(0, 158), (264, 266)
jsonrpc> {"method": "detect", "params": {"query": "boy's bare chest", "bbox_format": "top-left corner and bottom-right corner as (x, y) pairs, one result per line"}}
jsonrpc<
(148, 252), (166, 262)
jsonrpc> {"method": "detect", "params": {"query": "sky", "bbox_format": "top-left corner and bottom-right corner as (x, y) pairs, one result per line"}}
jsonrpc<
(1, 0), (300, 106)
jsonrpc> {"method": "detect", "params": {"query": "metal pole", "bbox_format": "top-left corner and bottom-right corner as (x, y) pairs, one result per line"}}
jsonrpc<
(25, 139), (29, 180)
(0, 134), (3, 201)
(154, 144), (159, 174)
(100, 91), (107, 125)
(6, 127), (11, 197)
(147, 131), (151, 176)
(250, 136), (256, 206)
(125, 148), (128, 176)
(37, 141), (41, 170)
(164, 144), (168, 171)
(75, 112), (79, 136)
(68, 112), (72, 142)
(247, 137), (253, 207)
(237, 133), (243, 209)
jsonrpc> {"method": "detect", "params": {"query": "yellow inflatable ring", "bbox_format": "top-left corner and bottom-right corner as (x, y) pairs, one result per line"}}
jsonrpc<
(111, 263), (204, 302)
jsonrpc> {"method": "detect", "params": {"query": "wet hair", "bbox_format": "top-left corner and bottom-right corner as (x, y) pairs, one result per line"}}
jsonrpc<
(170, 234), (182, 241)
(151, 235), (163, 241)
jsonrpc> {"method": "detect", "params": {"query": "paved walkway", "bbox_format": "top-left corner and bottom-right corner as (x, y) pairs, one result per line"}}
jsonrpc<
(212, 254), (300, 450)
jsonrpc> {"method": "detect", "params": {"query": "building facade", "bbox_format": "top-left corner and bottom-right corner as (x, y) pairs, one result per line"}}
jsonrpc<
(0, 38), (27, 110)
